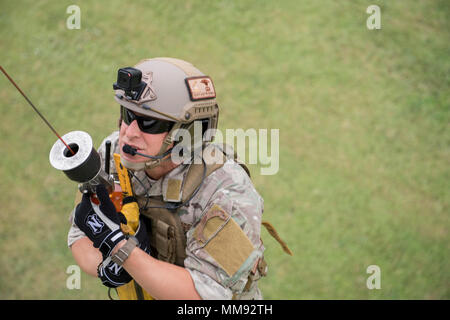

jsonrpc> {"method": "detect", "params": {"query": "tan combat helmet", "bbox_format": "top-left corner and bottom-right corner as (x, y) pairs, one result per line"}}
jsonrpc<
(114, 57), (219, 170)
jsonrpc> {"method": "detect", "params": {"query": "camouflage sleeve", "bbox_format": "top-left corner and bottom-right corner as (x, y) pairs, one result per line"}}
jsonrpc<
(67, 208), (86, 247)
(184, 159), (265, 300)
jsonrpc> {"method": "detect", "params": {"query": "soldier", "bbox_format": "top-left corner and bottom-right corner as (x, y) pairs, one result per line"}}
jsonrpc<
(68, 57), (267, 300)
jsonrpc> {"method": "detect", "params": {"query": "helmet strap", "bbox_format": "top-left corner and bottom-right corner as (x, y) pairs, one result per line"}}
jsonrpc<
(144, 122), (183, 170)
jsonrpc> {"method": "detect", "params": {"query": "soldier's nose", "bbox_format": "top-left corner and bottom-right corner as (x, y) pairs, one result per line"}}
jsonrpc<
(125, 120), (141, 138)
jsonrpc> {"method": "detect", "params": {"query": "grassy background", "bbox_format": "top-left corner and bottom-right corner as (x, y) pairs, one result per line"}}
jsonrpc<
(0, 0), (448, 299)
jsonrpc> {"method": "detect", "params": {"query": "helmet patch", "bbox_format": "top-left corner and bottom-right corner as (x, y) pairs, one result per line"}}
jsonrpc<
(185, 76), (216, 101)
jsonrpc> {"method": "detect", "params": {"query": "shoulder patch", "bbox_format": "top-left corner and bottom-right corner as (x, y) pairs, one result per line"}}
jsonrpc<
(194, 204), (255, 277)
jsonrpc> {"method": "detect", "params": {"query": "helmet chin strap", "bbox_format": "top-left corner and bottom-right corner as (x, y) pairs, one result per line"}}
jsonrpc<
(120, 156), (147, 171)
(143, 122), (182, 170)
(143, 150), (173, 170)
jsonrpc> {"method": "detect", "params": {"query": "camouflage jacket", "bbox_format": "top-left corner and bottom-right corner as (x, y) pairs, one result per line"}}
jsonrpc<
(68, 131), (265, 299)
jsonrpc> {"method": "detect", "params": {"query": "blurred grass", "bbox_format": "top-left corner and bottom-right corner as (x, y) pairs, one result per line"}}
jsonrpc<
(0, 0), (448, 299)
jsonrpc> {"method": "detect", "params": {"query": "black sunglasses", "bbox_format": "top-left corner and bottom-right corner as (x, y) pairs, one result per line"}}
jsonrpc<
(121, 106), (174, 134)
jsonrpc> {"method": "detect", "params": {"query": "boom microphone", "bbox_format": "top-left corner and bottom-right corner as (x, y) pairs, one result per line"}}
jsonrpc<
(122, 144), (173, 160)
(122, 144), (137, 156)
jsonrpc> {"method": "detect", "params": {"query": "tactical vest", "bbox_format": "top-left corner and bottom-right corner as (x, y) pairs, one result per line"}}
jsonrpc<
(114, 145), (291, 300)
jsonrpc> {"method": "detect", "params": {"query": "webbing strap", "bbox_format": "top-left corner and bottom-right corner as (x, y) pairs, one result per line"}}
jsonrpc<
(261, 221), (293, 256)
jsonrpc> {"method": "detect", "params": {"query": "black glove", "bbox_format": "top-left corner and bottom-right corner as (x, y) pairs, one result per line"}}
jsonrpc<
(74, 184), (127, 258)
(98, 260), (132, 288)
(133, 216), (151, 255)
(75, 184), (152, 288)
(97, 217), (151, 288)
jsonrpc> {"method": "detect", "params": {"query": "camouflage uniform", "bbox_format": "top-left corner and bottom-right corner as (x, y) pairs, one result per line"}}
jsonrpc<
(68, 131), (266, 300)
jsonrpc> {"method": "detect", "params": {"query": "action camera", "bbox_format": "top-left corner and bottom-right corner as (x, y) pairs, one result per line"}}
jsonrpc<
(113, 67), (145, 100)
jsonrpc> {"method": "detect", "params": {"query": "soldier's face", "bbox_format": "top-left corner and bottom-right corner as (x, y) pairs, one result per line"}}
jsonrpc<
(118, 116), (169, 164)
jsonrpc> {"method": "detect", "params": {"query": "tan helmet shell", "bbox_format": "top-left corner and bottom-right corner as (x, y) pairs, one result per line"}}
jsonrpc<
(114, 57), (219, 127)
(114, 57), (220, 171)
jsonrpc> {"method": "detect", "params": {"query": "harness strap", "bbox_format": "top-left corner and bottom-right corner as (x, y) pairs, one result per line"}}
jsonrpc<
(181, 148), (226, 203)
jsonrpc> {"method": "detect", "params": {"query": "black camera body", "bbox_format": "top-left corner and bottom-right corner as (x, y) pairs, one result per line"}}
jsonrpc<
(113, 67), (146, 100)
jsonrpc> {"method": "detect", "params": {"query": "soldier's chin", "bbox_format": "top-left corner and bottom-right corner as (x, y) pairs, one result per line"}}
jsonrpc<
(120, 156), (146, 171)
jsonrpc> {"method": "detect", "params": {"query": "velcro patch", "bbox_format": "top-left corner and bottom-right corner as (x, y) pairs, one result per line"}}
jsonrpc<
(185, 76), (216, 101)
(165, 178), (182, 202)
(194, 204), (255, 277)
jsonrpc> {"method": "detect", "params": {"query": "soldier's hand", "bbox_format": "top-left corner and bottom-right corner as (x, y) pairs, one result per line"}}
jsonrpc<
(134, 217), (151, 255)
(74, 184), (126, 258)
(98, 259), (133, 288)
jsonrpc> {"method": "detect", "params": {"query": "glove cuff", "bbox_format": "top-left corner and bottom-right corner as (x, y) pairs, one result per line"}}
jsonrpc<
(111, 236), (138, 266)
(98, 229), (126, 257)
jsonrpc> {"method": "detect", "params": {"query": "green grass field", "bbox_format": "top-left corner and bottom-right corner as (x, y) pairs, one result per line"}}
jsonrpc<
(0, 0), (448, 299)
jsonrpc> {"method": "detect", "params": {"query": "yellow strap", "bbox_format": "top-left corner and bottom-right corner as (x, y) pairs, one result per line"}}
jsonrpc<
(120, 201), (139, 236)
(116, 282), (138, 300)
(113, 153), (133, 197)
(113, 153), (137, 235)
(262, 221), (293, 256)
(112, 154), (155, 300)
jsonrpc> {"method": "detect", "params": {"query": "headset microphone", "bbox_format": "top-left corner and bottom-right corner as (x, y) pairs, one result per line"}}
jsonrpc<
(122, 144), (138, 156)
(122, 144), (173, 160)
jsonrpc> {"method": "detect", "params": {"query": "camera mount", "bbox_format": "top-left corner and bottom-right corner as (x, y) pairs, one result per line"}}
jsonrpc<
(113, 67), (146, 101)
